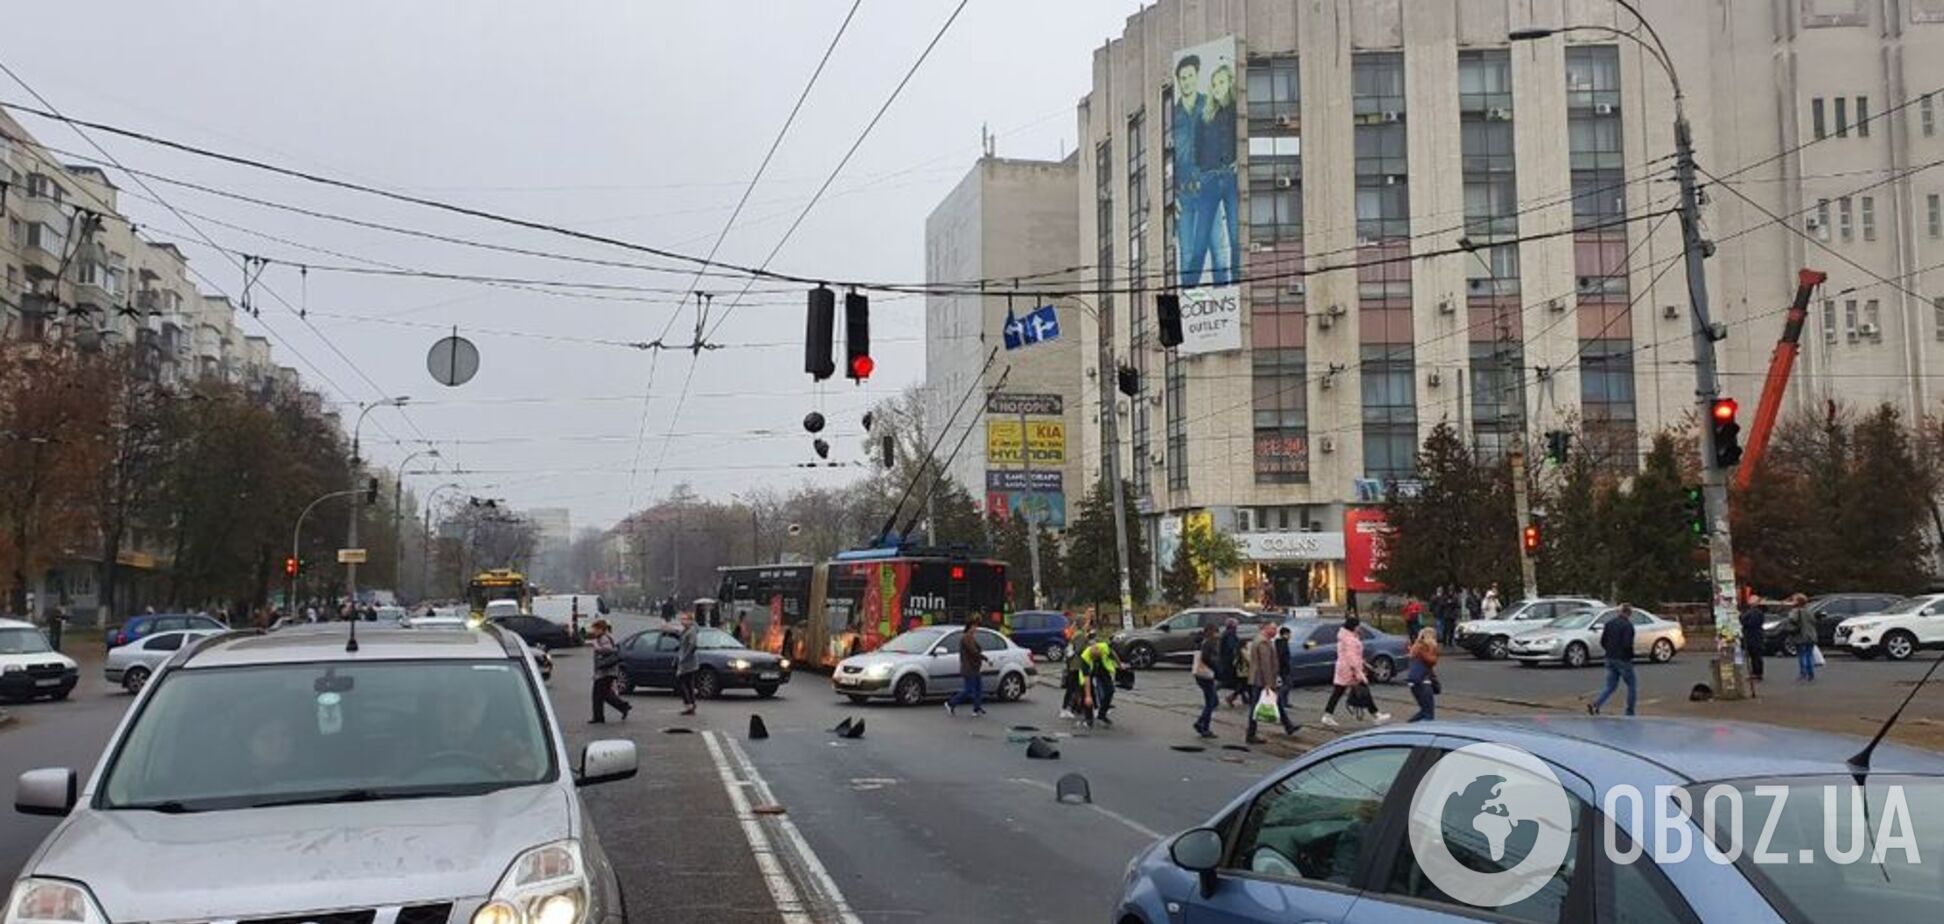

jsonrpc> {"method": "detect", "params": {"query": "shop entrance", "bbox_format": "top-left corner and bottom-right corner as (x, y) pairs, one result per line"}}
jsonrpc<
(1257, 563), (1334, 607)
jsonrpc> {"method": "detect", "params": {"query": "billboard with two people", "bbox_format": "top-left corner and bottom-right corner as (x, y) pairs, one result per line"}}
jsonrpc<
(1172, 36), (1243, 354)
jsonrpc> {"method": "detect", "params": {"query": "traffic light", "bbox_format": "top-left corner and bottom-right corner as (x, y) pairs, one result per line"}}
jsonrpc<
(844, 290), (872, 381)
(1116, 364), (1140, 397)
(365, 477), (379, 505)
(1710, 398), (1743, 467)
(881, 434), (895, 469)
(1521, 524), (1541, 553)
(806, 286), (836, 380)
(1683, 485), (1706, 543)
(1156, 293), (1184, 347)
(284, 556), (300, 578)
(1545, 430), (1572, 464)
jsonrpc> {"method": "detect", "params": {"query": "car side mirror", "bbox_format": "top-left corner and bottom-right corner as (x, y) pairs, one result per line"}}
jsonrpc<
(1170, 827), (1224, 898)
(15, 768), (77, 817)
(576, 740), (638, 787)
(1157, 623), (1172, 632)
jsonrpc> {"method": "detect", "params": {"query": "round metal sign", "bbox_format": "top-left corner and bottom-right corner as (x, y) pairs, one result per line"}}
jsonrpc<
(426, 335), (479, 387)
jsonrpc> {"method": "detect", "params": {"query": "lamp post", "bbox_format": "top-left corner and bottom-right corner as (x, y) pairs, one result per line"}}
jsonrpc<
(1063, 295), (1136, 630)
(392, 447), (440, 603)
(421, 482), (465, 601)
(1513, 5), (1740, 639)
(292, 488), (361, 616)
(346, 395), (409, 606)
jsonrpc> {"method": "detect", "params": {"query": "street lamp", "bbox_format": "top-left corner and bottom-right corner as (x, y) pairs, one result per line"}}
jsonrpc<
(392, 447), (441, 602)
(421, 482), (466, 601)
(1511, 5), (1741, 640)
(346, 395), (409, 604)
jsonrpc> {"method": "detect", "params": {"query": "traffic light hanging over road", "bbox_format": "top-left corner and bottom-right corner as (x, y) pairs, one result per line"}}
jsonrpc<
(1710, 398), (1743, 468)
(844, 290), (872, 381)
(1156, 293), (1184, 348)
(805, 286), (836, 381)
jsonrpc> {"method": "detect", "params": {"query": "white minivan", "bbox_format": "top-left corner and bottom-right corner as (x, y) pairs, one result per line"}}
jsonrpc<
(530, 593), (606, 644)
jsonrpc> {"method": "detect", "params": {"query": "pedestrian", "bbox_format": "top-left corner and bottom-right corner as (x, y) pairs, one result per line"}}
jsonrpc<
(674, 611), (700, 715)
(1787, 593), (1818, 681)
(1077, 634), (1120, 727)
(732, 614), (749, 646)
(1273, 624), (1297, 722)
(1402, 596), (1425, 641)
(1190, 624), (1220, 738)
(1060, 636), (1087, 720)
(1245, 623), (1299, 743)
(946, 616), (991, 717)
(1217, 618), (1243, 707)
(1464, 587), (1482, 623)
(1739, 594), (1767, 685)
(1588, 604), (1640, 716)
(587, 619), (631, 724)
(1481, 586), (1502, 620)
(1321, 615), (1390, 726)
(660, 597), (677, 622)
(1407, 628), (1441, 722)
(1435, 588), (1458, 648)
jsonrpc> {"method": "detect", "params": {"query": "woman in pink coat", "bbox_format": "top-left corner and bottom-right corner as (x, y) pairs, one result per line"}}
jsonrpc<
(1320, 614), (1390, 727)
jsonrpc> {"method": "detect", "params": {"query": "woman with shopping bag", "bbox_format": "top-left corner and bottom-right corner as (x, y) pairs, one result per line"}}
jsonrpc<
(1245, 623), (1300, 744)
(1406, 628), (1441, 722)
(1321, 615), (1391, 727)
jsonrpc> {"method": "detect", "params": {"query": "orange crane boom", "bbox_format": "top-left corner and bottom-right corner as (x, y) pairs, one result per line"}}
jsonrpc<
(1734, 268), (1827, 492)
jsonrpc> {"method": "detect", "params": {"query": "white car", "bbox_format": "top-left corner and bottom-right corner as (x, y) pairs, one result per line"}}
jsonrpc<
(832, 625), (1037, 706)
(1455, 596), (1606, 660)
(1835, 592), (1944, 660)
(103, 628), (220, 693)
(0, 618), (78, 702)
(403, 611), (470, 631)
(1507, 606), (1686, 667)
(482, 599), (523, 622)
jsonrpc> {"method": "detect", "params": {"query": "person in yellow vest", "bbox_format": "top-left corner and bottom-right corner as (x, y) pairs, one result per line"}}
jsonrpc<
(1077, 635), (1120, 728)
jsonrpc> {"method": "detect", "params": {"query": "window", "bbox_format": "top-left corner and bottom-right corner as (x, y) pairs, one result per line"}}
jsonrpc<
(1598, 833), (1699, 924)
(1166, 352), (1188, 490)
(1461, 52), (1519, 248)
(1826, 299), (1840, 343)
(1306, 625), (1338, 646)
(1932, 194), (1942, 238)
(1857, 95), (1871, 136)
(1362, 344), (1417, 480)
(1253, 347), (1308, 484)
(1226, 748), (1411, 886)
(1924, 93), (1937, 137)
(1835, 96), (1850, 137)
(1839, 196), (1854, 241)
(656, 634), (680, 652)
(1471, 341), (1527, 462)
(1564, 46), (1621, 110)
(1354, 54), (1410, 242)
(1844, 298), (1859, 338)
(1816, 198), (1832, 239)
(1383, 759), (1583, 923)
(1245, 54), (1301, 128)
(144, 633), (186, 652)
(1580, 339), (1638, 471)
(1864, 298), (1880, 335)
(974, 629), (1008, 652)
(1862, 195), (1876, 240)
(1935, 297), (1944, 342)
(1813, 97), (1827, 139)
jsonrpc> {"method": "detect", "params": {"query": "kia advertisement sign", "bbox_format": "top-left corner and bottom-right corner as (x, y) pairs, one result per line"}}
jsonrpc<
(1344, 508), (1390, 592)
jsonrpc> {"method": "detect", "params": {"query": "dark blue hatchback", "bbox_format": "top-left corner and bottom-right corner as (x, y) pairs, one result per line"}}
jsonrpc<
(1008, 610), (1072, 660)
(105, 612), (227, 650)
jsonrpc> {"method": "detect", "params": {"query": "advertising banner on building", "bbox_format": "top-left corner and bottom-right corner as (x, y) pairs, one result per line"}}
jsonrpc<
(1253, 432), (1309, 481)
(1343, 508), (1391, 592)
(986, 419), (1066, 465)
(1173, 34), (1241, 352)
(986, 469), (1064, 493)
(1236, 531), (1346, 562)
(984, 490), (1068, 529)
(986, 392), (1064, 416)
(1157, 515), (1183, 575)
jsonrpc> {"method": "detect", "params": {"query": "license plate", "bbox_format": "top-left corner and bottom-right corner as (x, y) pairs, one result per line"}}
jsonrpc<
(760, 671), (780, 680)
(835, 676), (855, 686)
(34, 678), (60, 687)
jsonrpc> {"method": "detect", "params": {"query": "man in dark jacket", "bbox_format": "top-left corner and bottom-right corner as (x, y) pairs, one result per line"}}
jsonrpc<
(1588, 605), (1639, 716)
(1738, 595), (1767, 685)
(1272, 625), (1297, 725)
(946, 617), (989, 717)
(1217, 619), (1243, 706)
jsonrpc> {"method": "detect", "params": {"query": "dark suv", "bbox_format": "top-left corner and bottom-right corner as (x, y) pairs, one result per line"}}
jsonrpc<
(1110, 608), (1280, 669)
(1757, 593), (1905, 653)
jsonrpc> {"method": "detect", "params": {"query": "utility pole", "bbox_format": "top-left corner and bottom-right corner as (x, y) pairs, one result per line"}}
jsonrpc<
(1508, 448), (1538, 599)
(1094, 298), (1136, 630)
(1018, 403), (1044, 608)
(1675, 114), (1740, 640)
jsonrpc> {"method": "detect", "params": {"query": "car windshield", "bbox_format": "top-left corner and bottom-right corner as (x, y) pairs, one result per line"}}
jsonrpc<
(0, 627), (53, 654)
(1877, 597), (1933, 616)
(1688, 777), (1944, 921)
(696, 628), (742, 650)
(1548, 612), (1598, 630)
(879, 628), (947, 654)
(100, 659), (554, 812)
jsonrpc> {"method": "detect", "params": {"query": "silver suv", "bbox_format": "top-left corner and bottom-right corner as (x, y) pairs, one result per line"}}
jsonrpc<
(10, 624), (635, 922)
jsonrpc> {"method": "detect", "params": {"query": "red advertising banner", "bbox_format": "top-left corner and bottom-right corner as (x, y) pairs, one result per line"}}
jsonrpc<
(1343, 508), (1390, 592)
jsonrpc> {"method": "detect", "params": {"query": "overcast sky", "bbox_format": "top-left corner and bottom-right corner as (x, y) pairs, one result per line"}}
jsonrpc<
(4, 0), (1142, 530)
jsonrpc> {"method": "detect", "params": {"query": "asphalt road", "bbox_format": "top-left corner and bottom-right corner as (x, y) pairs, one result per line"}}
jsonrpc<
(0, 651), (131, 880)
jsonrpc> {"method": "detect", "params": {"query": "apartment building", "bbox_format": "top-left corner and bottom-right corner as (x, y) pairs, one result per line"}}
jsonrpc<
(931, 0), (1944, 606)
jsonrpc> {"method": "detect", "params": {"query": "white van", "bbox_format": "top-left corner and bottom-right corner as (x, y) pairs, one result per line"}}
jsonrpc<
(531, 593), (607, 643)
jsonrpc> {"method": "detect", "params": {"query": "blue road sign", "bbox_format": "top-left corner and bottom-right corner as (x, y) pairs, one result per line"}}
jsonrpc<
(1003, 304), (1061, 350)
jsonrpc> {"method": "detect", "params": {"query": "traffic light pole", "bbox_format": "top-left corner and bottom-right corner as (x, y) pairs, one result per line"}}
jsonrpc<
(292, 488), (360, 616)
(1508, 448), (1538, 600)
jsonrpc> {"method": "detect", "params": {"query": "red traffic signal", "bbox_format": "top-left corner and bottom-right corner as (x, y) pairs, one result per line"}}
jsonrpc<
(284, 556), (300, 577)
(1711, 397), (1738, 423)
(849, 354), (875, 379)
(1710, 397), (1743, 467)
(1521, 525), (1541, 553)
(950, 566), (966, 580)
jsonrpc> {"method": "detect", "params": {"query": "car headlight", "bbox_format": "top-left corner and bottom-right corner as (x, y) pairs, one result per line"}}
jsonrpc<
(1848, 620), (1880, 631)
(1762, 620), (1781, 632)
(0, 664), (21, 674)
(475, 840), (587, 924)
(863, 663), (892, 679)
(729, 658), (752, 671)
(5, 878), (110, 924)
(779, 658), (792, 670)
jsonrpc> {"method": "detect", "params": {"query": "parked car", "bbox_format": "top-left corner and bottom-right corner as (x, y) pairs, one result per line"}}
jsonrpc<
(403, 612), (470, 631)
(1453, 596), (1606, 660)
(1279, 617), (1409, 685)
(531, 592), (606, 643)
(1008, 610), (1073, 661)
(1507, 605), (1685, 667)
(1836, 592), (1944, 661)
(1115, 717), (1944, 923)
(487, 614), (576, 651)
(1747, 592), (1902, 654)
(11, 623), (635, 923)
(369, 605), (409, 626)
(104, 612), (227, 650)
(481, 599), (522, 622)
(833, 625), (1036, 706)
(104, 628), (221, 694)
(616, 625), (792, 699)
(1111, 608), (1281, 669)
(0, 618), (78, 702)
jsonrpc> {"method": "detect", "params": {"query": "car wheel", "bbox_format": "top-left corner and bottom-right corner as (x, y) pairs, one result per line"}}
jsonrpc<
(754, 684), (779, 699)
(997, 671), (1027, 702)
(1485, 636), (1510, 660)
(122, 666), (151, 695)
(615, 665), (637, 695)
(894, 674), (925, 706)
(1367, 655), (1396, 684)
(845, 694), (871, 705)
(1043, 642), (1067, 662)
(1651, 638), (1676, 664)
(693, 667), (722, 699)
(1564, 642), (1590, 668)
(1126, 642), (1157, 669)
(1883, 630), (1917, 661)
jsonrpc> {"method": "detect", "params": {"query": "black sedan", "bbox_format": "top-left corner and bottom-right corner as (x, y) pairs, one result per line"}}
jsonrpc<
(616, 626), (791, 699)
(1754, 593), (1905, 654)
(487, 614), (577, 651)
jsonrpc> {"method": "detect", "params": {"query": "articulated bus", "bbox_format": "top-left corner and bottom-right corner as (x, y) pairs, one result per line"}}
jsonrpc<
(716, 551), (1008, 669)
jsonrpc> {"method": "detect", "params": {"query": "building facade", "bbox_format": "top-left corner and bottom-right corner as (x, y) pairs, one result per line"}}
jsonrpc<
(940, 0), (1944, 606)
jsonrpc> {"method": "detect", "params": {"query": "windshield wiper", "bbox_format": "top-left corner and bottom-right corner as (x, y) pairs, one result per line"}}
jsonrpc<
(118, 800), (201, 814)
(244, 788), (391, 809)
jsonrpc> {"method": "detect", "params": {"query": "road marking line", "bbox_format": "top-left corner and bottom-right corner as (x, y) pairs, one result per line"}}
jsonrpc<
(722, 734), (863, 924)
(1008, 777), (1164, 840)
(701, 730), (811, 923)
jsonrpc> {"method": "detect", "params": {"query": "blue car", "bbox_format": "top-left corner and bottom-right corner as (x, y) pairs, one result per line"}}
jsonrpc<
(1281, 617), (1409, 685)
(104, 612), (227, 650)
(1009, 610), (1073, 660)
(1115, 718), (1944, 923)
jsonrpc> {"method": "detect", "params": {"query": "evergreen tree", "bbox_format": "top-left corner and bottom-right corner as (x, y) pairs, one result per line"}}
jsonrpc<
(1375, 423), (1514, 596)
(1608, 433), (1704, 606)
(1842, 404), (1932, 592)
(1161, 538), (1201, 607)
(1538, 446), (1611, 596)
(927, 479), (989, 550)
(1061, 478), (1150, 608)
